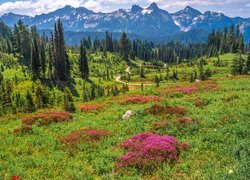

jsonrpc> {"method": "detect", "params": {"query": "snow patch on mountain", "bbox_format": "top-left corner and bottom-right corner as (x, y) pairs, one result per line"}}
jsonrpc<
(142, 9), (153, 15)
(173, 20), (191, 32)
(84, 23), (98, 28)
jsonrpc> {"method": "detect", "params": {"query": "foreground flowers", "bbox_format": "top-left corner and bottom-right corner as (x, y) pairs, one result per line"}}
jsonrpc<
(115, 133), (188, 173)
(60, 128), (111, 146)
(121, 95), (162, 105)
(22, 112), (73, 126)
(79, 104), (106, 112)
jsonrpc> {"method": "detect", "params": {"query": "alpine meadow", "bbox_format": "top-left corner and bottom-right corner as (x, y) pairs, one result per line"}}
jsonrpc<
(0, 1), (249, 179)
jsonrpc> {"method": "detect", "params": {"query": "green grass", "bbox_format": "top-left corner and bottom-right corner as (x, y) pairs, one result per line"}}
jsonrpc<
(0, 52), (249, 179)
(0, 75), (249, 179)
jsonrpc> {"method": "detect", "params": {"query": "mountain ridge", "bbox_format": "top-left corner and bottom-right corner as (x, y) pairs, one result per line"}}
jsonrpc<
(1, 3), (249, 42)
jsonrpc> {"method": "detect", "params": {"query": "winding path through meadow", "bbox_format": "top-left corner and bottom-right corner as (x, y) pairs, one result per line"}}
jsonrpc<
(115, 66), (155, 87)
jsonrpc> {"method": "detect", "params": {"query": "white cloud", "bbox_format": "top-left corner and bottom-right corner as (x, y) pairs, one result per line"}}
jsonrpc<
(0, 0), (144, 15)
(0, 0), (84, 16)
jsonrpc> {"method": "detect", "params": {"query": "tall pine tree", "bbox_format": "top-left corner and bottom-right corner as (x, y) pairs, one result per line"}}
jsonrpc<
(119, 32), (131, 61)
(31, 26), (41, 80)
(79, 40), (89, 80)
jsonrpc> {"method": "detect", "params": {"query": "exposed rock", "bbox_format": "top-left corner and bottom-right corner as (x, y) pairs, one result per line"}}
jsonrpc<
(122, 110), (134, 120)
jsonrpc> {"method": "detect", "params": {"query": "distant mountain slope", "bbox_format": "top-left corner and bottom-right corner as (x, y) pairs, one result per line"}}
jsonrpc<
(1, 3), (249, 43)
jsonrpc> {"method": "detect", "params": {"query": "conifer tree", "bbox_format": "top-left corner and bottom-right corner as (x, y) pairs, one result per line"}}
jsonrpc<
(17, 20), (31, 66)
(53, 19), (70, 82)
(246, 52), (250, 72)
(48, 33), (54, 80)
(155, 75), (160, 87)
(31, 26), (41, 80)
(40, 40), (46, 77)
(90, 83), (96, 100)
(140, 65), (145, 78)
(25, 90), (35, 112)
(34, 80), (43, 109)
(119, 32), (131, 61)
(79, 40), (89, 80)
(190, 73), (194, 83)
(63, 87), (75, 112)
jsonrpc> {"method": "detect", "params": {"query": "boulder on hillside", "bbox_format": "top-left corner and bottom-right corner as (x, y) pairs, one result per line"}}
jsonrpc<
(122, 110), (134, 120)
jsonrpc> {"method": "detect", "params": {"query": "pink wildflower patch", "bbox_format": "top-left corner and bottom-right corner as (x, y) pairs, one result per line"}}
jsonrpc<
(176, 81), (218, 94)
(160, 80), (218, 97)
(176, 87), (199, 93)
(115, 133), (187, 173)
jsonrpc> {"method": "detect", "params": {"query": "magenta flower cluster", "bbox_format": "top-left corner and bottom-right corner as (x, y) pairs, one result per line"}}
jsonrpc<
(115, 133), (187, 172)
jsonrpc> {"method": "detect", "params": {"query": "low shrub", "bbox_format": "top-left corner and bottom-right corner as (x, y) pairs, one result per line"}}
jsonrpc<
(144, 105), (187, 116)
(150, 117), (198, 135)
(175, 117), (194, 127)
(222, 95), (240, 102)
(79, 104), (106, 112)
(60, 128), (111, 146)
(22, 112), (72, 126)
(194, 98), (211, 108)
(144, 104), (165, 115)
(151, 120), (170, 133)
(121, 95), (161, 105)
(115, 133), (188, 173)
(13, 124), (33, 135)
(165, 106), (187, 116)
(12, 176), (21, 180)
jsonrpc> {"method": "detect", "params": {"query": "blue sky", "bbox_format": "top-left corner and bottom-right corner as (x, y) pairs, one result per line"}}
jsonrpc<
(0, 0), (249, 18)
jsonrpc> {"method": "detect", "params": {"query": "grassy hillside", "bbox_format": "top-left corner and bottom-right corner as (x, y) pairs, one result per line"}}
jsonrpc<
(0, 52), (249, 179)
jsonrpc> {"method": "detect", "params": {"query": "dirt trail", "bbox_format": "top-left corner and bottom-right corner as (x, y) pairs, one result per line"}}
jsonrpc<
(115, 66), (155, 86)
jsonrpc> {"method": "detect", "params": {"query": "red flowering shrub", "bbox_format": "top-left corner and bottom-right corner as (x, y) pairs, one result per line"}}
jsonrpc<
(79, 104), (106, 112)
(13, 124), (33, 135)
(144, 105), (187, 116)
(13, 128), (21, 135)
(151, 120), (170, 133)
(144, 104), (165, 115)
(12, 176), (21, 180)
(22, 112), (72, 126)
(190, 97), (210, 108)
(115, 133), (187, 173)
(181, 142), (189, 150)
(60, 128), (111, 146)
(21, 124), (33, 132)
(152, 120), (169, 127)
(121, 95), (161, 105)
(165, 106), (187, 116)
(175, 117), (194, 127)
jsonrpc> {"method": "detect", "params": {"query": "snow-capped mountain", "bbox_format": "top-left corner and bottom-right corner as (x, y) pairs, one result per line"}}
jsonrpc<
(171, 6), (202, 31)
(0, 3), (249, 42)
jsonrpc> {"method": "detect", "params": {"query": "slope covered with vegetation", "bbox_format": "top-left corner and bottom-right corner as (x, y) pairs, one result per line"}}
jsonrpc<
(0, 19), (249, 179)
